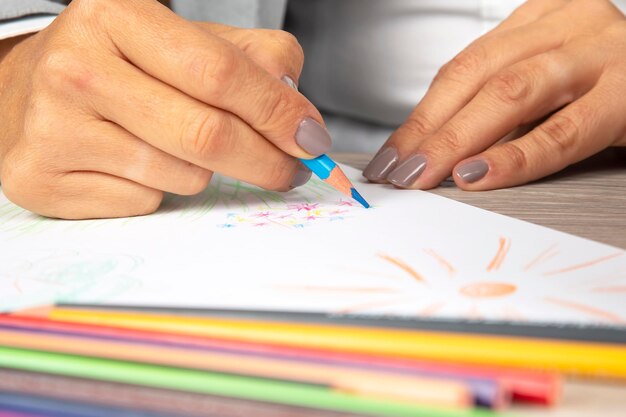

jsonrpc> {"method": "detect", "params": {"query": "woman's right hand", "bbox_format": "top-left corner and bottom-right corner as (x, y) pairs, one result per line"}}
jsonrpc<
(0, 0), (330, 219)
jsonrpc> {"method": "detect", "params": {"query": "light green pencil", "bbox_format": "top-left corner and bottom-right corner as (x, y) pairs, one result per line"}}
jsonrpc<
(0, 346), (502, 417)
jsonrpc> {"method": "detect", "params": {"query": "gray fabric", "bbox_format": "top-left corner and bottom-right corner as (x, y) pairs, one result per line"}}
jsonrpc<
(0, 0), (286, 29)
(285, 0), (497, 127)
(0, 0), (65, 20)
(171, 0), (287, 29)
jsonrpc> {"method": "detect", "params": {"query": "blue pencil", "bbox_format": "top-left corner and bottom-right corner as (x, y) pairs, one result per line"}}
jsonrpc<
(300, 155), (370, 208)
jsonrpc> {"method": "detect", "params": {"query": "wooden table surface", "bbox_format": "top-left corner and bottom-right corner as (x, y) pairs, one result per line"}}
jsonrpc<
(334, 148), (626, 249)
(334, 149), (626, 416)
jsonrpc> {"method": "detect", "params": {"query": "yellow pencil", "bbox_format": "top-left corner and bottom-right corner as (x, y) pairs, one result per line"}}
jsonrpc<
(22, 307), (626, 379)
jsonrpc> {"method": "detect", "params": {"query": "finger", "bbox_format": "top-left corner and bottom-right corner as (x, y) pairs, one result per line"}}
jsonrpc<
(101, 0), (329, 158)
(194, 23), (304, 84)
(86, 57), (309, 192)
(453, 79), (624, 190)
(387, 43), (602, 189)
(364, 20), (567, 182)
(26, 172), (163, 220)
(64, 120), (213, 196)
(490, 0), (569, 33)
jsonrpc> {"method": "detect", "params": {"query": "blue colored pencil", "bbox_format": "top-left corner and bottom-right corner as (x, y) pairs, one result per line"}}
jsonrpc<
(300, 155), (370, 208)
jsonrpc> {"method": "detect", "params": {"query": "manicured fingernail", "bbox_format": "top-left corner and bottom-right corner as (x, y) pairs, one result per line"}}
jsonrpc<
(282, 75), (298, 91)
(387, 154), (427, 187)
(295, 118), (332, 156)
(363, 147), (399, 182)
(455, 159), (489, 183)
(290, 163), (312, 188)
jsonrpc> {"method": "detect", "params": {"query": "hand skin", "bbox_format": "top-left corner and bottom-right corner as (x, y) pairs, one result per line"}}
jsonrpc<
(364, 0), (626, 190)
(0, 0), (329, 220)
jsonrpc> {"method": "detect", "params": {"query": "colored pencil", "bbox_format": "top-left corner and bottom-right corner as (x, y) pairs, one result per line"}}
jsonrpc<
(0, 412), (39, 417)
(0, 347), (502, 417)
(0, 328), (474, 409)
(300, 155), (369, 208)
(1, 315), (552, 406)
(0, 368), (363, 417)
(29, 307), (626, 378)
(64, 305), (625, 344)
(0, 410), (52, 417)
(0, 392), (173, 417)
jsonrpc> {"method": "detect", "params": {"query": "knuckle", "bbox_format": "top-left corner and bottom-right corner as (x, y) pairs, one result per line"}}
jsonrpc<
(257, 87), (298, 131)
(260, 162), (294, 191)
(500, 143), (531, 172)
(181, 111), (233, 160)
(69, 0), (115, 26)
(485, 69), (532, 105)
(270, 30), (301, 50)
(432, 128), (465, 154)
(436, 46), (486, 83)
(187, 45), (239, 99)
(402, 113), (438, 137)
(270, 30), (304, 63)
(534, 113), (580, 154)
(36, 49), (95, 93)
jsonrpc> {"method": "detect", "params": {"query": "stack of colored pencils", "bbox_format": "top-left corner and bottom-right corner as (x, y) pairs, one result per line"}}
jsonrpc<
(1, 306), (625, 417)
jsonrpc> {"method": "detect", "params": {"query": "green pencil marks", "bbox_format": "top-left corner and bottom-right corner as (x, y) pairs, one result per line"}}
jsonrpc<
(0, 173), (346, 237)
(0, 251), (142, 313)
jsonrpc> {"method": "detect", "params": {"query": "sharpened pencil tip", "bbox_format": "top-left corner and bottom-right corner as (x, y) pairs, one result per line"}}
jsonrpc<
(350, 188), (370, 209)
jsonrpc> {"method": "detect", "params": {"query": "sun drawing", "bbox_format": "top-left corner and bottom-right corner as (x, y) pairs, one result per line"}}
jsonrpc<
(273, 238), (625, 325)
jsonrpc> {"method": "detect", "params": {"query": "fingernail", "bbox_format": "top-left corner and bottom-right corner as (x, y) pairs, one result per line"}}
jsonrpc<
(387, 154), (427, 187)
(295, 118), (332, 156)
(290, 163), (312, 188)
(455, 159), (489, 183)
(363, 147), (399, 182)
(281, 75), (298, 91)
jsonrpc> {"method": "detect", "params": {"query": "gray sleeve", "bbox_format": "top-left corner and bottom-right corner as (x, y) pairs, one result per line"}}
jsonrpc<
(171, 0), (287, 29)
(0, 0), (65, 21)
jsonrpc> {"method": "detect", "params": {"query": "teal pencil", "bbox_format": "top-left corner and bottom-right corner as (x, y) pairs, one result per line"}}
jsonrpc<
(300, 155), (370, 208)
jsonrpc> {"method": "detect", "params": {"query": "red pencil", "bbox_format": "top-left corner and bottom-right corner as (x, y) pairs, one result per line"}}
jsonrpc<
(2, 314), (559, 405)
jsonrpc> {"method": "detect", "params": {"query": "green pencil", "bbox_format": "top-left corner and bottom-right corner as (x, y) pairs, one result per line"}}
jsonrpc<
(0, 346), (503, 417)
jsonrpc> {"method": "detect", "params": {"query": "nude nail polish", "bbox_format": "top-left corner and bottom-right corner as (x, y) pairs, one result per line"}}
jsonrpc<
(281, 75), (298, 91)
(290, 164), (312, 188)
(295, 118), (332, 156)
(387, 154), (428, 187)
(455, 160), (489, 183)
(363, 148), (399, 182)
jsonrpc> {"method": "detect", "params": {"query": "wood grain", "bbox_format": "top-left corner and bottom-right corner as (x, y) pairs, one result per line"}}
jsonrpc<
(333, 148), (626, 249)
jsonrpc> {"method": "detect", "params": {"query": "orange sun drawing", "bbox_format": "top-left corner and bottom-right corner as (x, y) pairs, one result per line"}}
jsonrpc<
(274, 237), (625, 325)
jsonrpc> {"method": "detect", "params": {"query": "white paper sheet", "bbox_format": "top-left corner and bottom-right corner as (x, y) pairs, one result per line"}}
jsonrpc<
(1, 165), (625, 326)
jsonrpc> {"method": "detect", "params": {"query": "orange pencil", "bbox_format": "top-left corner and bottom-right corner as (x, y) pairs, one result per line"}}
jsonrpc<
(0, 328), (472, 409)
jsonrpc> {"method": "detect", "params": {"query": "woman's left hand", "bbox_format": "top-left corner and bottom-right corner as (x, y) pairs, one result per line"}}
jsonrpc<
(363, 0), (626, 190)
